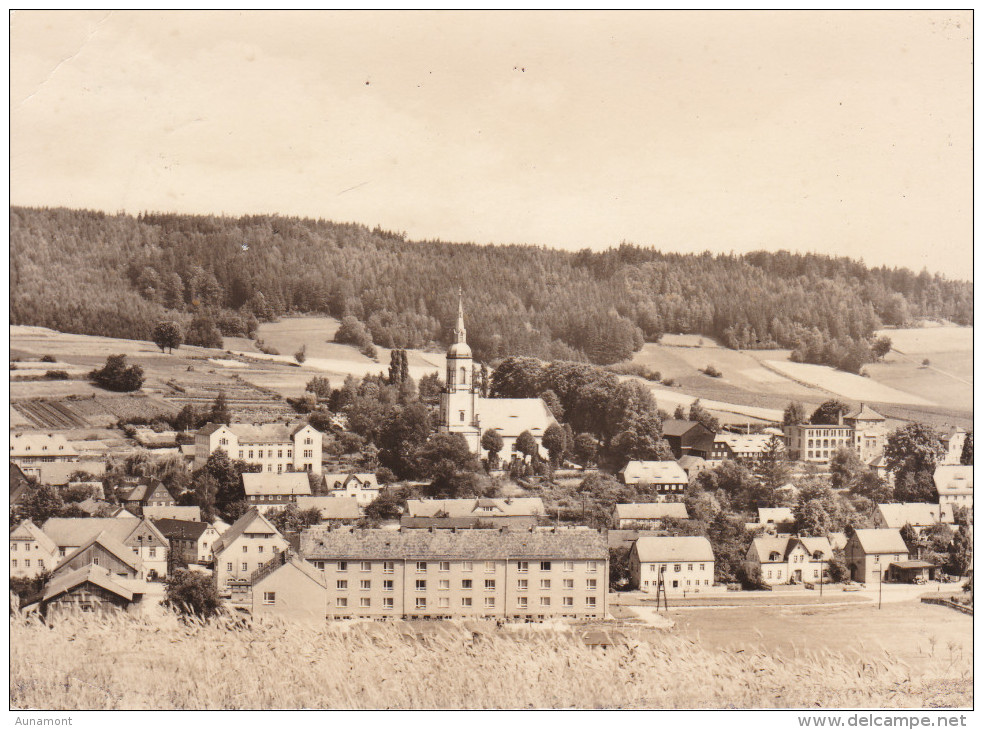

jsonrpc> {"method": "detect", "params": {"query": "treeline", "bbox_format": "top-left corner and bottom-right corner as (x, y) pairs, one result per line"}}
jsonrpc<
(10, 207), (973, 368)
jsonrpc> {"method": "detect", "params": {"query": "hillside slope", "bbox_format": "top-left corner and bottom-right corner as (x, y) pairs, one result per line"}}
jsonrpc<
(10, 207), (973, 370)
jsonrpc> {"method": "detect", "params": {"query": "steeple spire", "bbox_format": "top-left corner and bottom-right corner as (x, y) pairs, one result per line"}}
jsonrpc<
(455, 287), (467, 344)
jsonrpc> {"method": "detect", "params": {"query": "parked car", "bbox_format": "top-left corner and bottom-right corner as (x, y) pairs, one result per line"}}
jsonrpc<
(842, 582), (864, 592)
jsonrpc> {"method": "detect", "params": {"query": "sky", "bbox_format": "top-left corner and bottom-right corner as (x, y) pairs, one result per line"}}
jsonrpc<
(9, 10), (973, 279)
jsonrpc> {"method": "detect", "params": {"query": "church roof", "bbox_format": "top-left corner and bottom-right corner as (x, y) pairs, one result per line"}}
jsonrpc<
(475, 397), (556, 438)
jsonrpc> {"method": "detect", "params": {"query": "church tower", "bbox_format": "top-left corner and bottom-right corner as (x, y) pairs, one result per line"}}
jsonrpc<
(439, 290), (480, 451)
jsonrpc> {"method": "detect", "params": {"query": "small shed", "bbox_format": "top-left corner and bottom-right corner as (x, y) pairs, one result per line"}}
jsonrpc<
(889, 560), (937, 583)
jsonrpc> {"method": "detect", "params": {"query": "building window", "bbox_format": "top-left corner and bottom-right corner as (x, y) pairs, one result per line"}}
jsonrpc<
(459, 411), (465, 422)
(563, 579), (574, 589)
(360, 561), (371, 572)
(562, 596), (573, 607)
(540, 597), (551, 607)
(462, 561), (473, 572)
(462, 579), (472, 589)
(687, 564), (693, 571)
(360, 597), (371, 608)
(586, 597), (596, 608)
(437, 597), (450, 608)
(439, 580), (450, 590)
(517, 579), (528, 590)
(243, 545), (248, 553)
(517, 561), (529, 573)
(674, 564), (681, 572)
(540, 579), (551, 589)
(416, 580), (427, 591)
(484, 561), (495, 573)
(263, 592), (276, 605)
(586, 579), (597, 590)
(336, 580), (348, 590)
(699, 564), (705, 571)
(383, 597), (393, 610)
(540, 561), (552, 571)
(360, 580), (371, 590)
(518, 596), (528, 608)
(564, 561), (574, 572)
(336, 598), (347, 608)
(484, 597), (495, 608)
(383, 561), (394, 574)
(11, 560), (16, 568)
(438, 561), (450, 572)
(586, 561), (597, 573)
(383, 580), (394, 592)
(257, 546), (264, 554)
(313, 561), (325, 571)
(226, 562), (233, 572)
(462, 597), (472, 607)
(485, 579), (496, 590)
(416, 561), (427, 572)
(415, 598), (426, 610)
(338, 561), (348, 572)
(149, 548), (156, 558)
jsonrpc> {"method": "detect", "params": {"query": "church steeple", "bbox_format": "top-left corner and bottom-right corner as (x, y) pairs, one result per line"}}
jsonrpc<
(454, 287), (467, 344)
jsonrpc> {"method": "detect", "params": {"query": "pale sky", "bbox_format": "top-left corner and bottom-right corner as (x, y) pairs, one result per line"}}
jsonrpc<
(10, 10), (973, 279)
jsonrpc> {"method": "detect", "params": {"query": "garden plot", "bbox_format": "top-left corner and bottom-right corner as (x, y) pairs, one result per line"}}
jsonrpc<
(764, 360), (934, 406)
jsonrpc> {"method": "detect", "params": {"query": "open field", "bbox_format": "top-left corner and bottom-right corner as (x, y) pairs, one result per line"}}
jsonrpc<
(763, 360), (935, 406)
(670, 600), (972, 679)
(9, 608), (971, 709)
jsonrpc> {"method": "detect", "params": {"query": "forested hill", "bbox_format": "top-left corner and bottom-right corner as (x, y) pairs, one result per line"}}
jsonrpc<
(9, 207), (973, 369)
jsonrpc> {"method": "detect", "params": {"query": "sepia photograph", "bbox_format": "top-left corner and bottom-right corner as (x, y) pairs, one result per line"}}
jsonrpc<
(7, 9), (973, 714)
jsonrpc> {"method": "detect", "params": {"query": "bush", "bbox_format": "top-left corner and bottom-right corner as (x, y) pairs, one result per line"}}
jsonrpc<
(40, 355), (56, 363)
(702, 364), (722, 378)
(89, 354), (144, 392)
(164, 569), (222, 618)
(43, 370), (70, 380)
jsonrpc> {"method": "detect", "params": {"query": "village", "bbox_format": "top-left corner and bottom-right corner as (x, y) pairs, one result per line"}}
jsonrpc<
(9, 299), (974, 626)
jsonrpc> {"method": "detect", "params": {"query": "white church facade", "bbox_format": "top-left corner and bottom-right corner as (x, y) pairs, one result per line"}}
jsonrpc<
(439, 296), (557, 461)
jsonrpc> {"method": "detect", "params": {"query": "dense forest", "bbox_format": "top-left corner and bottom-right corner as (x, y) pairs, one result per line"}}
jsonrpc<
(9, 207), (973, 369)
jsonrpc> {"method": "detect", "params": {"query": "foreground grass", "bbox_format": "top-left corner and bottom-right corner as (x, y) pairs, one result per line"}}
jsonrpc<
(10, 610), (971, 709)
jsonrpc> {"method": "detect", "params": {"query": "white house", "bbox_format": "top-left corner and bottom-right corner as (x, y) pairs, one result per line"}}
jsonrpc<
(211, 508), (289, 593)
(42, 517), (169, 580)
(939, 427), (967, 466)
(9, 432), (106, 485)
(629, 536), (715, 595)
(9, 520), (59, 579)
(934, 465), (973, 508)
(194, 422), (322, 474)
(322, 472), (381, 506)
(745, 536), (833, 585)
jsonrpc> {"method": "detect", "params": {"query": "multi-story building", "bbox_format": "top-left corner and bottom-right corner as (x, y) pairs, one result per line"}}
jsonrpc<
(299, 528), (608, 620)
(194, 422), (322, 475)
(745, 536), (833, 585)
(710, 433), (780, 463)
(629, 536), (715, 596)
(617, 461), (688, 501)
(9, 432), (106, 485)
(660, 420), (715, 460)
(9, 519), (59, 579)
(51, 531), (146, 581)
(783, 423), (854, 464)
(152, 518), (221, 567)
(322, 472), (381, 506)
(872, 502), (954, 534)
(242, 472), (312, 511)
(247, 550), (328, 622)
(934, 465), (973, 508)
(843, 404), (888, 462)
(42, 517), (169, 579)
(844, 529), (909, 583)
(122, 480), (176, 515)
(212, 508), (289, 593)
(939, 427), (968, 466)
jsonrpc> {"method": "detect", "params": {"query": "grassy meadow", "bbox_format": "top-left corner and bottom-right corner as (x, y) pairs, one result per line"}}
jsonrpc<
(10, 608), (972, 710)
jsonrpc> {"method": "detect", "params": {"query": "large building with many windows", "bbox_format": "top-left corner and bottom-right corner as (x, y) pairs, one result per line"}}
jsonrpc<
(782, 423), (854, 464)
(193, 422), (322, 474)
(299, 528), (608, 620)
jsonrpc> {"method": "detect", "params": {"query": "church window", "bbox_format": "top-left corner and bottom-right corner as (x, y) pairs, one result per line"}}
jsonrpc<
(459, 411), (465, 422)
(460, 366), (467, 383)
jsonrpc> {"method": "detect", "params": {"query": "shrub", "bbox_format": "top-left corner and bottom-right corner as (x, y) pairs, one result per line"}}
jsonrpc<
(164, 569), (222, 618)
(702, 364), (722, 378)
(44, 370), (70, 380)
(40, 355), (56, 363)
(89, 354), (144, 392)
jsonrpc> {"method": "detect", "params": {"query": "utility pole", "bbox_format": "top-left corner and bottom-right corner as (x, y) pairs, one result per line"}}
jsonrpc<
(820, 554), (824, 597)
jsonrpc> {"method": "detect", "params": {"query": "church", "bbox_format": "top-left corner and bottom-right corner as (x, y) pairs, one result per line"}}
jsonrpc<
(439, 295), (557, 461)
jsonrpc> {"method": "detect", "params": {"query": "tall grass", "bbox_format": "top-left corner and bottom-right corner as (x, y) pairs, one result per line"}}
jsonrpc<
(10, 610), (971, 709)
